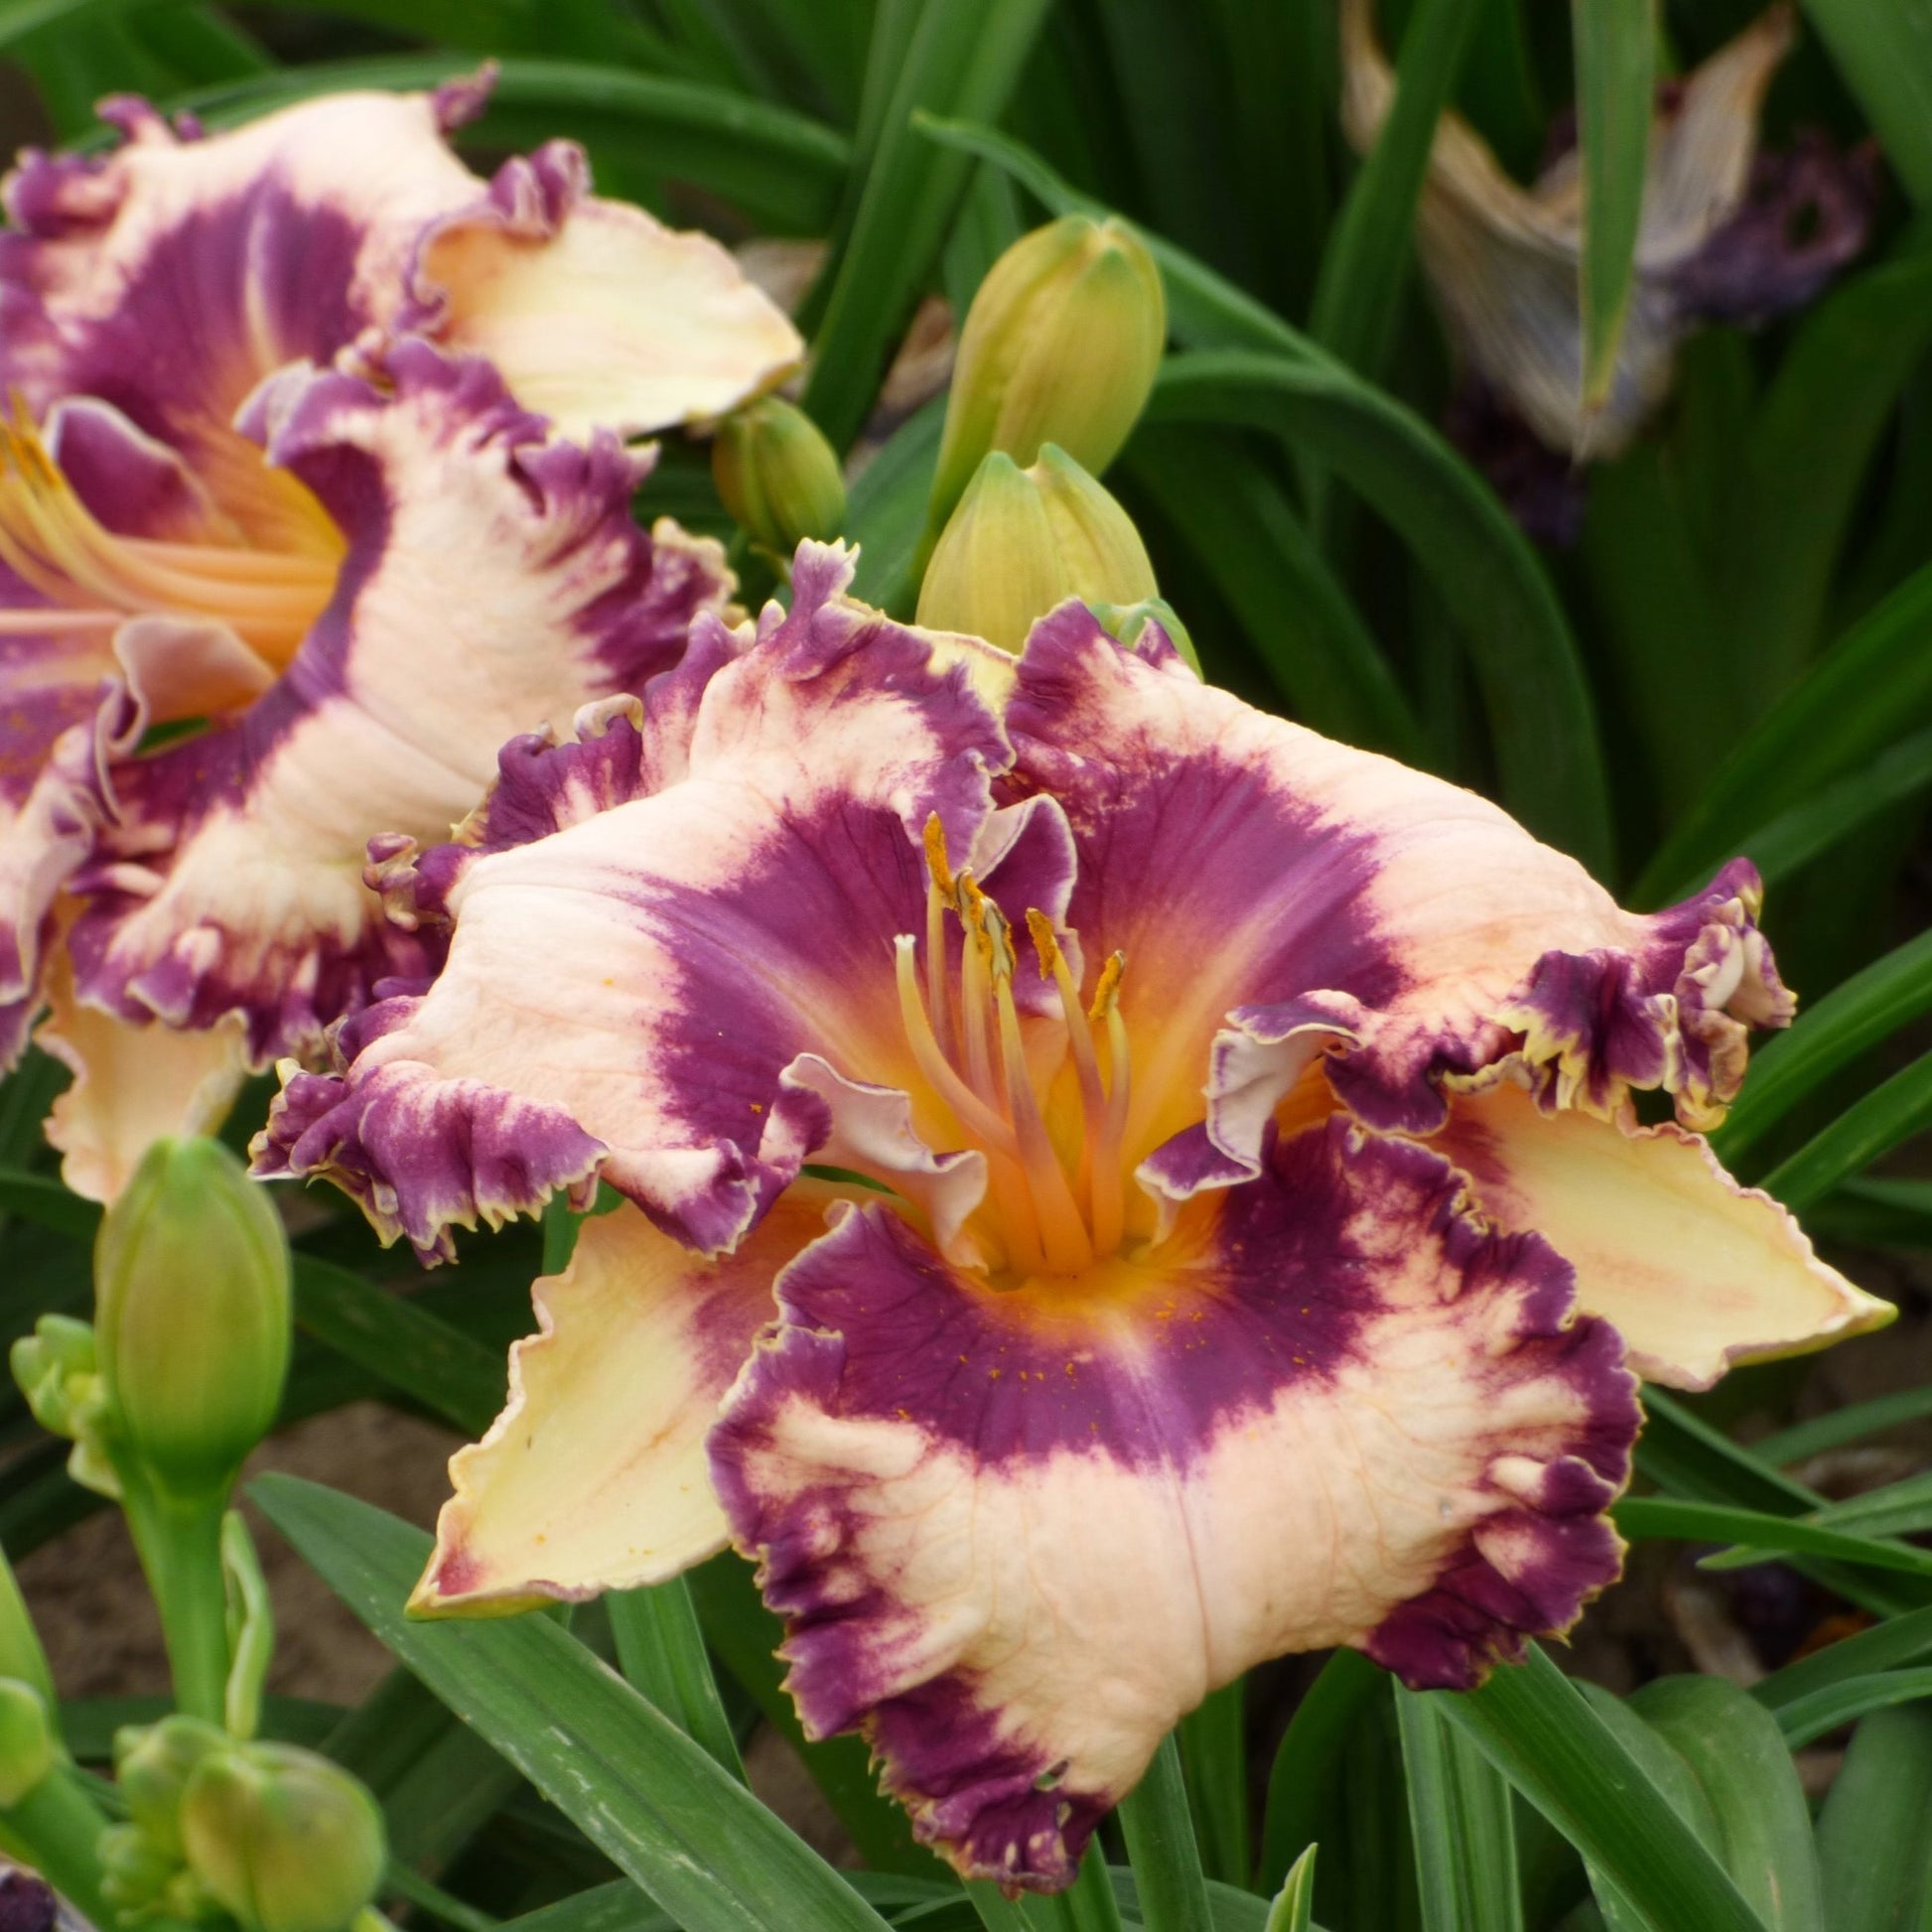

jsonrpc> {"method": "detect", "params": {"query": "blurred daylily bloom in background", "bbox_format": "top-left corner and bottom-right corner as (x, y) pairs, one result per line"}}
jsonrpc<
(1341, 0), (1876, 478)
(0, 82), (801, 1197)
(257, 543), (1887, 1890)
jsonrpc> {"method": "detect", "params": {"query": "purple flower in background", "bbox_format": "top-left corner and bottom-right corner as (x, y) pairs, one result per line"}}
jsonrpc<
(0, 84), (801, 1197)
(257, 544), (1885, 1890)
(1343, 0), (1877, 476)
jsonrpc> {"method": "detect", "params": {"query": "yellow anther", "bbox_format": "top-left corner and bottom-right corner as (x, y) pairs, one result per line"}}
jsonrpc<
(1025, 907), (1063, 981)
(1089, 951), (1126, 1022)
(922, 813), (955, 897)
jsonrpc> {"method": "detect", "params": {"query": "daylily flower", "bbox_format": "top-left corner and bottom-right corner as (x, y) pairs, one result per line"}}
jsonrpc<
(257, 546), (1886, 1889)
(1341, 0), (1874, 460)
(0, 83), (801, 1195)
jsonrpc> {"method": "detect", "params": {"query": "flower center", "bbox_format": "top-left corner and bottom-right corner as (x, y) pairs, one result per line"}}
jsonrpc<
(0, 402), (342, 702)
(894, 815), (1134, 1277)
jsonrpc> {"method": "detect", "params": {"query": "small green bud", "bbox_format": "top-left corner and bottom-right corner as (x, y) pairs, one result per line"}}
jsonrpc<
(9, 1313), (116, 1499)
(0, 1676), (55, 1807)
(101, 1819), (203, 1916)
(712, 396), (847, 561)
(928, 213), (1167, 534)
(916, 445), (1158, 654)
(94, 1138), (291, 1504)
(116, 1716), (228, 1858)
(180, 1742), (386, 1932)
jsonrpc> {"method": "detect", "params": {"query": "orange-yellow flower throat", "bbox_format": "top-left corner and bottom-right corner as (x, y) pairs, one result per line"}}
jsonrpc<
(894, 814), (1133, 1277)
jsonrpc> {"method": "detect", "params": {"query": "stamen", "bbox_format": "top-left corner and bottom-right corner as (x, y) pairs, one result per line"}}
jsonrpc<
(896, 933), (1045, 1275)
(893, 937), (1022, 1158)
(1090, 951), (1131, 1255)
(922, 815), (952, 1043)
(956, 876), (1001, 1106)
(1027, 906), (1108, 1197)
(987, 905), (1094, 1274)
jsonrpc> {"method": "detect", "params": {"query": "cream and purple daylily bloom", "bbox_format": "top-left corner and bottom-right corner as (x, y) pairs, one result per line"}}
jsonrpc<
(1341, 0), (1870, 460)
(0, 84), (801, 1196)
(258, 545), (1886, 1888)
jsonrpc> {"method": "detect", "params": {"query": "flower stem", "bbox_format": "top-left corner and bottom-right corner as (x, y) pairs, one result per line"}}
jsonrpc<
(1, 1765), (112, 1921)
(123, 1482), (231, 1725)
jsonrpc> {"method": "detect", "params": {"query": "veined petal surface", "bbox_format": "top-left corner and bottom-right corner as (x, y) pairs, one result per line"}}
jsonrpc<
(712, 1119), (1635, 1888)
(1436, 1080), (1892, 1390)
(414, 1194), (826, 1614)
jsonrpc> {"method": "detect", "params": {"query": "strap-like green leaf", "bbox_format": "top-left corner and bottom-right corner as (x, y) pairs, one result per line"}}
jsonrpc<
(1117, 1734), (1215, 1932)
(1394, 1684), (1523, 1932)
(1715, 929), (1932, 1168)
(1814, 1705), (1932, 1930)
(1435, 1647), (1769, 1932)
(290, 1255), (506, 1438)
(608, 1578), (746, 1782)
(1257, 1647), (1385, 1892)
(1175, 1680), (1251, 1892)
(801, 0), (1051, 451)
(1758, 1048), (1932, 1212)
(1754, 1603), (1932, 1714)
(1625, 1678), (1823, 1932)
(1636, 560), (1932, 908)
(1123, 428), (1429, 763)
(1773, 1669), (1932, 1750)
(251, 1475), (897, 1932)
(162, 56), (851, 232)
(1571, 0), (1654, 413)
(1145, 351), (1611, 872)
(1311, 0), (1481, 381)
(1752, 1386), (1932, 1469)
(1613, 1496), (1932, 1580)
(1264, 1848), (1317, 1932)
(1794, 0), (1932, 206)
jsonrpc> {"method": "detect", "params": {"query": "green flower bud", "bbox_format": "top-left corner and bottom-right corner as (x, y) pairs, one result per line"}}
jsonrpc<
(180, 1743), (386, 1932)
(928, 214), (1167, 534)
(0, 1677), (55, 1808)
(101, 1819), (201, 1916)
(9, 1314), (117, 1500)
(712, 396), (847, 561)
(916, 445), (1158, 654)
(93, 1138), (291, 1504)
(116, 1716), (228, 1858)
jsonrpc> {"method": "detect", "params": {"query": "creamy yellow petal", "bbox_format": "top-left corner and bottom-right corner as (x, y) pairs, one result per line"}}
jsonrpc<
(1436, 1079), (1892, 1390)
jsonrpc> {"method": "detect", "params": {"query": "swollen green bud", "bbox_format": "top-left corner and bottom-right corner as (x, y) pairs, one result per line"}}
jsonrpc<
(916, 446), (1158, 653)
(180, 1743), (386, 1932)
(116, 1716), (228, 1858)
(712, 397), (847, 561)
(10, 1313), (117, 1499)
(0, 1677), (55, 1807)
(93, 1138), (291, 1505)
(928, 214), (1167, 534)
